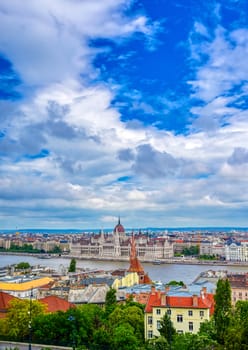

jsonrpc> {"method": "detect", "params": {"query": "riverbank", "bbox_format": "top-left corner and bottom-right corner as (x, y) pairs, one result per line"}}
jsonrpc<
(1, 251), (248, 267)
(2, 253), (248, 285)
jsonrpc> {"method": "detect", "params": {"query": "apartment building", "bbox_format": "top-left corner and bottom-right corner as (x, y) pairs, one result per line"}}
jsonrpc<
(144, 286), (214, 339)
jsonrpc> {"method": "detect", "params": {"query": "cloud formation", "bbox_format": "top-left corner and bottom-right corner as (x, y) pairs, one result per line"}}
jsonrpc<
(0, 0), (247, 229)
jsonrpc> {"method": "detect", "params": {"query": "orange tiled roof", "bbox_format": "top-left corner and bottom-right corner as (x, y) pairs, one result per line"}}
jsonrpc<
(145, 290), (214, 315)
(0, 291), (17, 318)
(39, 295), (75, 313)
(0, 291), (17, 310)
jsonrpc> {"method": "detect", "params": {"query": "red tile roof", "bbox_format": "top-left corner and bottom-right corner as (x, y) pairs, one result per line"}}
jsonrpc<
(39, 295), (75, 313)
(0, 291), (17, 318)
(0, 291), (17, 310)
(145, 289), (214, 315)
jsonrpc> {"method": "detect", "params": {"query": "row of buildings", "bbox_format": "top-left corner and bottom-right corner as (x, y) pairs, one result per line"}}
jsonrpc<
(1, 220), (248, 261)
(0, 234), (214, 339)
(1, 233), (248, 341)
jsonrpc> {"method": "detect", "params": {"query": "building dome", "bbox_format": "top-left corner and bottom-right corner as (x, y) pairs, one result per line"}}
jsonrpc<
(114, 217), (125, 233)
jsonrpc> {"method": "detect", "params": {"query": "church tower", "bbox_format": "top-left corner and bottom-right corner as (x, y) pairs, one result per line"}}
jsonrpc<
(128, 233), (152, 284)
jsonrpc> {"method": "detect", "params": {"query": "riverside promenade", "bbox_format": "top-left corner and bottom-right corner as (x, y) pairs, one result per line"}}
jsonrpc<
(1, 251), (248, 267)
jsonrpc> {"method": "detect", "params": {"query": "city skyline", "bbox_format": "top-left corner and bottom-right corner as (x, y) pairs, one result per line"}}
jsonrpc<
(0, 0), (248, 229)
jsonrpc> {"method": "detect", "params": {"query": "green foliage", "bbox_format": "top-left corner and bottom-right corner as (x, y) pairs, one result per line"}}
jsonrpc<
(182, 245), (199, 256)
(111, 323), (139, 350)
(49, 245), (62, 254)
(167, 280), (184, 286)
(145, 336), (169, 350)
(104, 287), (117, 316)
(68, 258), (76, 272)
(90, 326), (112, 350)
(158, 312), (176, 343)
(15, 262), (31, 270)
(5, 298), (45, 341)
(231, 300), (248, 349)
(199, 318), (216, 340)
(199, 254), (216, 260)
(172, 333), (218, 350)
(0, 318), (8, 339)
(8, 243), (42, 253)
(8, 282), (248, 350)
(214, 278), (232, 344)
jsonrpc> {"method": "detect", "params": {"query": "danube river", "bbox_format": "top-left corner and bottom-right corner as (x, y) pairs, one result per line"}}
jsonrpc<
(1, 254), (248, 284)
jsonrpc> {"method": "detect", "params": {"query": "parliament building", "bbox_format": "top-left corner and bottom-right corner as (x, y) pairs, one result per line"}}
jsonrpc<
(70, 218), (173, 261)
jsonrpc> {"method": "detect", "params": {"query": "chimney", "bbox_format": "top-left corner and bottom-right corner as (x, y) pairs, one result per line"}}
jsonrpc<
(151, 285), (156, 295)
(192, 295), (198, 307)
(165, 285), (170, 294)
(157, 289), (161, 300)
(201, 287), (207, 298)
(161, 293), (166, 306)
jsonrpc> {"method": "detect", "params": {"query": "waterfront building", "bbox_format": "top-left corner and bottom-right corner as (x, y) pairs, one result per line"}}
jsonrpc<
(225, 240), (248, 262)
(144, 286), (214, 339)
(228, 272), (248, 304)
(200, 241), (225, 258)
(0, 237), (11, 250)
(70, 218), (174, 261)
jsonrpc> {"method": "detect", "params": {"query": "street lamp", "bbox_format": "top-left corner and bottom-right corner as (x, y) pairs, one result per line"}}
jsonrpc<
(28, 288), (33, 350)
(68, 315), (76, 350)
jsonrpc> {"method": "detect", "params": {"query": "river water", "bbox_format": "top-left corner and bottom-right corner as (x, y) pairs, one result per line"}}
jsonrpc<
(1, 254), (248, 285)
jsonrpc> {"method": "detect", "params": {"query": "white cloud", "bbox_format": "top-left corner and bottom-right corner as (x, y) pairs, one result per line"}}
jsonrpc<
(0, 1), (248, 229)
(0, 0), (157, 85)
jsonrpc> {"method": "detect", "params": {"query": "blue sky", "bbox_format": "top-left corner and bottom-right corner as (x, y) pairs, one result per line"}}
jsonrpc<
(0, 0), (248, 229)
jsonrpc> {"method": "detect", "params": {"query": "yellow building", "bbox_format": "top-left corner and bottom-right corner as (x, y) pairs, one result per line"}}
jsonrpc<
(144, 286), (214, 339)
(0, 277), (54, 299)
(112, 272), (139, 290)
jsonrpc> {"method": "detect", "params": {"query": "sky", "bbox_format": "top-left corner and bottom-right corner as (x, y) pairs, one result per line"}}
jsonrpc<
(0, 0), (248, 230)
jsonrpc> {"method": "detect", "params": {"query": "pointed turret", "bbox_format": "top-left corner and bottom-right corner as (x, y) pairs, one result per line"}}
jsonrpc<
(128, 233), (152, 284)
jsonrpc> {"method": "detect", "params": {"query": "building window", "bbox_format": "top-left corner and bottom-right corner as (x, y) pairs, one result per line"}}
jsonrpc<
(188, 310), (193, 316)
(148, 316), (153, 325)
(189, 322), (193, 331)
(177, 330), (183, 334)
(157, 320), (161, 329)
(148, 330), (153, 339)
(156, 308), (161, 315)
(177, 315), (183, 323)
(200, 310), (204, 317)
(167, 309), (171, 315)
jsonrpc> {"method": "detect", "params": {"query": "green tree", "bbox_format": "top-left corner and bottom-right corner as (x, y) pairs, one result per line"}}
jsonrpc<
(172, 333), (218, 350)
(214, 278), (232, 344)
(158, 312), (176, 345)
(145, 337), (169, 350)
(105, 287), (117, 316)
(76, 304), (105, 347)
(199, 318), (216, 340)
(182, 245), (199, 256)
(49, 245), (62, 254)
(5, 298), (45, 341)
(68, 258), (76, 272)
(91, 326), (111, 350)
(111, 323), (139, 350)
(231, 300), (248, 349)
(16, 262), (31, 270)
